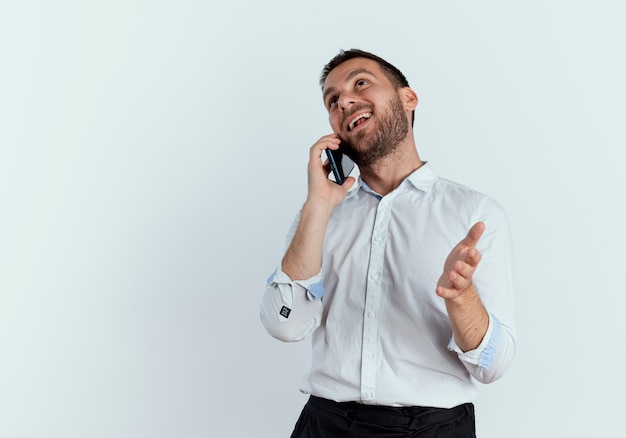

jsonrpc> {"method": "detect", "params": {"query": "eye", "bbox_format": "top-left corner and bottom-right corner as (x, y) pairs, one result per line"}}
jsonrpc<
(328, 96), (338, 109)
(355, 79), (368, 88)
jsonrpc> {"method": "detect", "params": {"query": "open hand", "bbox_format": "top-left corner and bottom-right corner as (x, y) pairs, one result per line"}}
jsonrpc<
(436, 222), (485, 301)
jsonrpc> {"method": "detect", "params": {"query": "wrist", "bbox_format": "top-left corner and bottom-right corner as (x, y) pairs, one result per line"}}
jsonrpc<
(444, 284), (482, 311)
(302, 197), (335, 221)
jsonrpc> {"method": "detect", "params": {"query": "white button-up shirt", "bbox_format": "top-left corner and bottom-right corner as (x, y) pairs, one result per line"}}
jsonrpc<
(261, 163), (516, 408)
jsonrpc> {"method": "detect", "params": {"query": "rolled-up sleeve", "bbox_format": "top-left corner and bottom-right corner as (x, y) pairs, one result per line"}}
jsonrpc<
(448, 196), (517, 384)
(260, 268), (324, 342)
(448, 313), (516, 383)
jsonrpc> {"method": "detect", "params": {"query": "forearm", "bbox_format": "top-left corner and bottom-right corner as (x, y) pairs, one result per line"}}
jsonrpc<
(261, 204), (329, 343)
(445, 284), (489, 352)
(281, 199), (334, 280)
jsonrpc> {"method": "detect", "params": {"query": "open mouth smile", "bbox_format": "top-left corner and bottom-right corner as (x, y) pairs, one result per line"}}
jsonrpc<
(347, 112), (372, 132)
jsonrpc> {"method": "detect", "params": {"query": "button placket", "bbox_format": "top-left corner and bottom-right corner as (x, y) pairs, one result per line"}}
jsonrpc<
(360, 194), (395, 402)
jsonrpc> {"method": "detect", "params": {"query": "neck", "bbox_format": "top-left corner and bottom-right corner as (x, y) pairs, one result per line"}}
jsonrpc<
(359, 140), (423, 196)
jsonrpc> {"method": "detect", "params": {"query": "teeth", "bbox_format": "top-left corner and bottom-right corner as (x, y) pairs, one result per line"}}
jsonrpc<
(348, 112), (371, 131)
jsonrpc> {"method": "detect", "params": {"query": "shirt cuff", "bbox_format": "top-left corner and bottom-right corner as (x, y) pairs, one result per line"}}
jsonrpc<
(266, 268), (325, 301)
(447, 313), (502, 370)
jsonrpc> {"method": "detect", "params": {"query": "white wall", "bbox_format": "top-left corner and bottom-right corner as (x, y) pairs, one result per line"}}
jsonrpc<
(1, 1), (624, 436)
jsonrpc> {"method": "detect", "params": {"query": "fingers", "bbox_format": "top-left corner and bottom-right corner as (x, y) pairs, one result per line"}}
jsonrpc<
(453, 248), (482, 281)
(310, 134), (340, 161)
(436, 248), (482, 299)
(464, 222), (485, 246)
(305, 134), (355, 207)
(341, 176), (357, 191)
(449, 264), (471, 288)
(436, 269), (471, 300)
(322, 160), (331, 175)
(467, 247), (482, 268)
(309, 134), (340, 177)
(436, 285), (458, 300)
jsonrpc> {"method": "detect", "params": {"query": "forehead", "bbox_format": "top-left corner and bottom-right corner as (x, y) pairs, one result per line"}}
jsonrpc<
(322, 57), (388, 91)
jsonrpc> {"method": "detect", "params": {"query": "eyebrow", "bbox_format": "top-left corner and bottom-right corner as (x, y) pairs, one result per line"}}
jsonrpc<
(322, 68), (378, 103)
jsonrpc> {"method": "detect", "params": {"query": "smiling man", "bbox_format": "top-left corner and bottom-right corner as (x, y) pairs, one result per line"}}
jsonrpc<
(261, 49), (516, 437)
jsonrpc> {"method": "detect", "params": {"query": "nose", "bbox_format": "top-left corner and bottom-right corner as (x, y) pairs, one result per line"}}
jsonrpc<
(338, 93), (356, 111)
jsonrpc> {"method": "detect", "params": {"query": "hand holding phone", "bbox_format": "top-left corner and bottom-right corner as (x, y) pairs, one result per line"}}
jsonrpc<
(325, 147), (355, 185)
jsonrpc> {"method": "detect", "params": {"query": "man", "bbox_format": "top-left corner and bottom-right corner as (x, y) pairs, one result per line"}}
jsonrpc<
(261, 49), (516, 437)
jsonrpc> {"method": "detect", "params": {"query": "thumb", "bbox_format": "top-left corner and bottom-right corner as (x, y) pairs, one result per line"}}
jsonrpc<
(465, 222), (485, 246)
(341, 176), (357, 192)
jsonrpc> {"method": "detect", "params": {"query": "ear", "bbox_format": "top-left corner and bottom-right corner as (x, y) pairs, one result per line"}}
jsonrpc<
(399, 87), (418, 111)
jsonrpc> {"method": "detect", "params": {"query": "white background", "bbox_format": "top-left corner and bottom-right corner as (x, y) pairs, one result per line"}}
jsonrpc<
(1, 1), (624, 436)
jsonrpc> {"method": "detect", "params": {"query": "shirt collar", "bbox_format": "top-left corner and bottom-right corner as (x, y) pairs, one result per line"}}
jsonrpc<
(405, 161), (437, 193)
(349, 161), (438, 199)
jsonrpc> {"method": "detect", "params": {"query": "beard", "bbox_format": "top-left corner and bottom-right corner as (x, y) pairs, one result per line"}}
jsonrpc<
(339, 94), (409, 168)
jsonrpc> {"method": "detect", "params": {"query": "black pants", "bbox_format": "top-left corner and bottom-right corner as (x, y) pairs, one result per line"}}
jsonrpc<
(291, 396), (476, 438)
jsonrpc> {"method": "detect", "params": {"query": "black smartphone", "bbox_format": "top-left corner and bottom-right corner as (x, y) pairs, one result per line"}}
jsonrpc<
(325, 148), (355, 185)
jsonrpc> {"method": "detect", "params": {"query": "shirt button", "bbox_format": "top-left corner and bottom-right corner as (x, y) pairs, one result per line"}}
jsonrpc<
(370, 272), (378, 280)
(364, 391), (373, 399)
(367, 311), (375, 319)
(366, 351), (375, 359)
